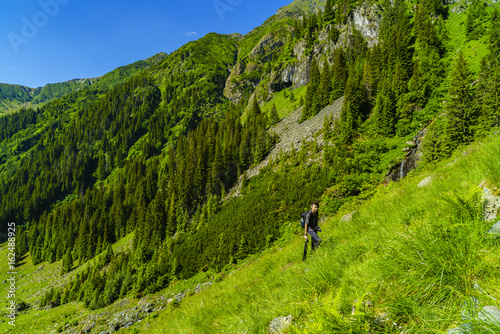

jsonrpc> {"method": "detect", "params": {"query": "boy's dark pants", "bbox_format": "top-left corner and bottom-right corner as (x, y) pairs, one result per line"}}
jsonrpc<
(307, 227), (322, 250)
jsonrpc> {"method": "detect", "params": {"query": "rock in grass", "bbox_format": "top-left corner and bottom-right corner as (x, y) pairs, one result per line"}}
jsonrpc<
(478, 306), (500, 325)
(340, 211), (357, 222)
(448, 305), (500, 333)
(479, 180), (500, 222)
(487, 221), (500, 236)
(268, 314), (293, 334)
(417, 176), (433, 188)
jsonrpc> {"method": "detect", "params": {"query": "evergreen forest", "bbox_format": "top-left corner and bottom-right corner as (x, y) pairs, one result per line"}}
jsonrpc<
(2, 0), (500, 332)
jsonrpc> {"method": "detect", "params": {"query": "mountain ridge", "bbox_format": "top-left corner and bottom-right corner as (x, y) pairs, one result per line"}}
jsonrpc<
(1, 0), (500, 332)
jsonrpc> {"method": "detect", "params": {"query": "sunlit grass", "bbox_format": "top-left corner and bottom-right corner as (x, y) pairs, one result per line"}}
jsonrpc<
(126, 132), (500, 333)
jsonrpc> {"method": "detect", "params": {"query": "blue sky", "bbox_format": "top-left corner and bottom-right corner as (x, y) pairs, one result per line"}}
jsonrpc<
(0, 0), (292, 88)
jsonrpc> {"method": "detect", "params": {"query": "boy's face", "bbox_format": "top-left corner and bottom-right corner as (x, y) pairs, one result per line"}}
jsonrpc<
(311, 204), (318, 213)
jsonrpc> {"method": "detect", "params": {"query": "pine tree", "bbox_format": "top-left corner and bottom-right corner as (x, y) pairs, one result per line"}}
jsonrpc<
(415, 2), (442, 53)
(322, 113), (332, 140)
(330, 48), (348, 101)
(476, 11), (500, 137)
(301, 58), (321, 122)
(338, 63), (366, 144)
(269, 103), (280, 125)
(489, 8), (500, 58)
(373, 79), (397, 136)
(317, 10), (324, 31)
(319, 60), (332, 109)
(466, 0), (487, 41)
(294, 19), (301, 39)
(363, 45), (382, 102)
(328, 27), (340, 44)
(445, 52), (478, 149)
(477, 60), (500, 137)
(61, 248), (73, 274)
(299, 95), (305, 106)
(324, 0), (334, 23)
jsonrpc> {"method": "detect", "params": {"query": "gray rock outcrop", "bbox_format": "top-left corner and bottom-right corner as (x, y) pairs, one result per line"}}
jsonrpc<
(478, 180), (500, 222)
(231, 96), (344, 193)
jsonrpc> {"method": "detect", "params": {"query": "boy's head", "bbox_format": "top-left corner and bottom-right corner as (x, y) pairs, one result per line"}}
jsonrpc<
(310, 201), (319, 213)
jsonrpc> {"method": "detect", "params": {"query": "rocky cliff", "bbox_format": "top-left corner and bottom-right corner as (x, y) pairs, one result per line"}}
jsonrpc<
(223, 1), (382, 106)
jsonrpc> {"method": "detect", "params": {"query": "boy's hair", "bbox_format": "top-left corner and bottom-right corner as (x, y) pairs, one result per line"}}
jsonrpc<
(310, 201), (319, 208)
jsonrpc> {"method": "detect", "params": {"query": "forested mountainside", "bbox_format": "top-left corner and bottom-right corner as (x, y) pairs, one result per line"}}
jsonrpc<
(0, 52), (167, 115)
(1, 0), (500, 332)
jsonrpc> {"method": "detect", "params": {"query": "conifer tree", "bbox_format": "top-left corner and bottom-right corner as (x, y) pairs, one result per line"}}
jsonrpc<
(319, 60), (332, 109)
(445, 52), (478, 149)
(324, 0), (334, 23)
(330, 48), (348, 101)
(269, 103), (280, 125)
(373, 79), (397, 136)
(322, 113), (332, 140)
(475, 10), (500, 137)
(476, 60), (500, 137)
(466, 0), (487, 41)
(328, 27), (340, 44)
(294, 19), (301, 39)
(363, 45), (382, 102)
(415, 2), (442, 53)
(299, 95), (305, 106)
(301, 58), (321, 122)
(489, 8), (500, 58)
(338, 63), (366, 144)
(317, 10), (324, 31)
(61, 248), (73, 274)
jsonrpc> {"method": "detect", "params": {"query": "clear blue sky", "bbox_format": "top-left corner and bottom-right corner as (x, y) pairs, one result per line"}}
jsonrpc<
(0, 0), (293, 88)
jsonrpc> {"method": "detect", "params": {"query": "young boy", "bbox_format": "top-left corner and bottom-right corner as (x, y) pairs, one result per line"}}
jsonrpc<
(304, 201), (321, 250)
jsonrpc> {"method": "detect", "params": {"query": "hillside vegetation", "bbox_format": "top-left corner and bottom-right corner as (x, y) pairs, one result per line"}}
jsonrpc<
(0, 52), (167, 115)
(1, 0), (500, 333)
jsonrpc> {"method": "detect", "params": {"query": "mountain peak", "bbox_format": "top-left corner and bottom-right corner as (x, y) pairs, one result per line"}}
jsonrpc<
(276, 0), (327, 16)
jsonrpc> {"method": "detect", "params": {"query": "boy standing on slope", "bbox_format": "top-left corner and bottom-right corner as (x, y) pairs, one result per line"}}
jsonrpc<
(304, 201), (321, 250)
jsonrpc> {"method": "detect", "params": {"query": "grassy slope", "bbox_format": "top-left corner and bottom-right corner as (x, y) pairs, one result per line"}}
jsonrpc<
(2, 2), (500, 333)
(262, 86), (307, 119)
(0, 233), (135, 333)
(119, 131), (500, 334)
(3, 131), (500, 333)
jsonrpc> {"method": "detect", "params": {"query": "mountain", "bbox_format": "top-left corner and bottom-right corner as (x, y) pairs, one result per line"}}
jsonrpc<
(1, 0), (500, 333)
(0, 52), (167, 115)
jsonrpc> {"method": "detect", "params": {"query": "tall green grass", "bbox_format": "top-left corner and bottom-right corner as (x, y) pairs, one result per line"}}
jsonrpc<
(126, 133), (500, 333)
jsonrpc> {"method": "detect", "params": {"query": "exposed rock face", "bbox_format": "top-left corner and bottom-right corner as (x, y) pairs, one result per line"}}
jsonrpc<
(384, 128), (427, 184)
(224, 1), (382, 105)
(224, 60), (251, 104)
(227, 96), (344, 199)
(249, 32), (285, 61)
(271, 1), (382, 94)
(488, 221), (500, 236)
(351, 1), (382, 47)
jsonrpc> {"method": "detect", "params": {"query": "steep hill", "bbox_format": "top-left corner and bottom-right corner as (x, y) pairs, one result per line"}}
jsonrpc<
(1, 0), (500, 333)
(0, 52), (167, 115)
